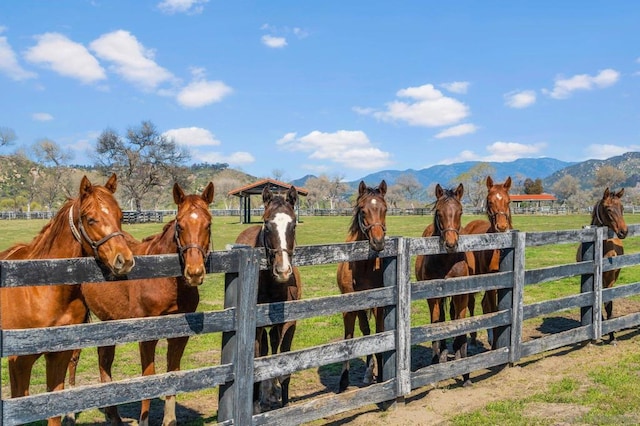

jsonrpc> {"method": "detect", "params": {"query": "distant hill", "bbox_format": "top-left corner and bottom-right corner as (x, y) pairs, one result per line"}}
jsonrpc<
(292, 157), (574, 189)
(543, 151), (640, 191)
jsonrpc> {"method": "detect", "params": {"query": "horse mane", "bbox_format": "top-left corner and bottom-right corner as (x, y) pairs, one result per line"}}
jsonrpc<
(26, 198), (80, 259)
(348, 185), (386, 236)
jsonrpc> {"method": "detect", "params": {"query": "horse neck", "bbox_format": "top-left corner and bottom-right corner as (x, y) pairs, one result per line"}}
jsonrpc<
(142, 221), (178, 255)
(590, 200), (607, 228)
(30, 200), (83, 259)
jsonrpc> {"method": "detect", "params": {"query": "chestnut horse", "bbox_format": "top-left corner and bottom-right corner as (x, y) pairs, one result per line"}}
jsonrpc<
(79, 182), (214, 426)
(336, 180), (387, 393)
(463, 176), (512, 347)
(0, 174), (134, 426)
(415, 183), (474, 386)
(234, 185), (301, 413)
(577, 187), (627, 344)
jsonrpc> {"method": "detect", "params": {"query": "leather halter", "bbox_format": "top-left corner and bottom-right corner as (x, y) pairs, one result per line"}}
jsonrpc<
(68, 206), (124, 258)
(174, 218), (210, 262)
(357, 210), (386, 239)
(261, 219), (295, 265)
(434, 197), (461, 237)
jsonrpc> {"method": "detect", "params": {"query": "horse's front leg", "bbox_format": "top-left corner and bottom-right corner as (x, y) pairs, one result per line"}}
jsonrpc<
(44, 350), (75, 426)
(339, 311), (357, 392)
(277, 321), (297, 407)
(163, 336), (190, 426)
(97, 345), (122, 425)
(452, 294), (472, 387)
(138, 340), (159, 426)
(428, 298), (447, 364)
(8, 354), (39, 397)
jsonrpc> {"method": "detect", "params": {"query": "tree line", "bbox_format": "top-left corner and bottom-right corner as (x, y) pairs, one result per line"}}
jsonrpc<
(0, 122), (636, 213)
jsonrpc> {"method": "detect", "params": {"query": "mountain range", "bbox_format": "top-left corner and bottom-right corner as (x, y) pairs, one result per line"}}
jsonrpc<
(291, 152), (640, 193)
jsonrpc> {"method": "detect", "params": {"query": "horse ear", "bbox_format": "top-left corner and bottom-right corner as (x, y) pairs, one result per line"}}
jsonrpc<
(262, 187), (274, 205)
(455, 183), (464, 200)
(504, 176), (512, 191)
(486, 176), (493, 190)
(358, 181), (367, 196)
(616, 188), (625, 198)
(79, 175), (93, 197)
(603, 187), (611, 199)
(379, 180), (387, 197)
(105, 173), (117, 193)
(287, 186), (298, 207)
(202, 182), (215, 204)
(435, 183), (443, 199)
(173, 182), (185, 205)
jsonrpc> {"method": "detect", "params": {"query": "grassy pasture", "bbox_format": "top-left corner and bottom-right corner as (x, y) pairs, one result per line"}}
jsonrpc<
(2, 212), (640, 424)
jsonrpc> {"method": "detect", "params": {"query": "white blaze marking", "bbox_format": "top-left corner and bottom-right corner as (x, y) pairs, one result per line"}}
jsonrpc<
(273, 212), (293, 268)
(496, 194), (503, 200)
(371, 199), (377, 205)
(190, 212), (199, 220)
(101, 205), (110, 214)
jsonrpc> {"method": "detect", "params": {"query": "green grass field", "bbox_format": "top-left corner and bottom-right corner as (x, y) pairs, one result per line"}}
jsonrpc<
(2, 212), (640, 424)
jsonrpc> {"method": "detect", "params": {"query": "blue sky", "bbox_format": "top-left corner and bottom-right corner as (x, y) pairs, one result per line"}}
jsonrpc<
(1, 1), (639, 182)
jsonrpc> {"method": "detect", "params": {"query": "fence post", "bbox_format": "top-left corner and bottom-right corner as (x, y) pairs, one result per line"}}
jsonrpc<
(579, 226), (603, 341)
(218, 246), (260, 424)
(495, 232), (516, 354)
(381, 239), (398, 407)
(508, 231), (526, 364)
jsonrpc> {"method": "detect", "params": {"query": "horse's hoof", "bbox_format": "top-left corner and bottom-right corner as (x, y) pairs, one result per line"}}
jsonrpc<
(463, 379), (473, 387)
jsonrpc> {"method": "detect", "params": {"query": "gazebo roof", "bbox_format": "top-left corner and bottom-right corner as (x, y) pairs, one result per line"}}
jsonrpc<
(228, 178), (308, 197)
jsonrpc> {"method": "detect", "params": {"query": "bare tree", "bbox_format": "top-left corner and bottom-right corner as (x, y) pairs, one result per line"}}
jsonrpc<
(32, 138), (72, 209)
(551, 175), (580, 202)
(594, 165), (626, 191)
(0, 127), (17, 147)
(455, 163), (496, 208)
(214, 177), (243, 209)
(93, 121), (190, 210)
(394, 173), (422, 207)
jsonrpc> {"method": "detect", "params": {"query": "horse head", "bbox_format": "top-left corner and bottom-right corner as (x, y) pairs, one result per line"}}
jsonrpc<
(173, 182), (215, 286)
(434, 183), (464, 253)
(351, 180), (388, 252)
(261, 185), (298, 283)
(594, 187), (628, 239)
(73, 173), (135, 276)
(486, 176), (512, 233)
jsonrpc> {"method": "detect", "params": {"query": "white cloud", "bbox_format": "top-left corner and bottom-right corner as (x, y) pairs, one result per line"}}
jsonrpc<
(32, 112), (53, 121)
(157, 0), (208, 14)
(504, 90), (536, 108)
(544, 68), (620, 99)
(368, 84), (469, 127)
(163, 127), (221, 147)
(278, 130), (392, 170)
(441, 81), (470, 94)
(0, 34), (37, 81)
(261, 35), (287, 48)
(438, 141), (547, 164)
(585, 144), (640, 159)
(24, 33), (105, 84)
(176, 73), (233, 108)
(434, 123), (477, 139)
(90, 30), (174, 91)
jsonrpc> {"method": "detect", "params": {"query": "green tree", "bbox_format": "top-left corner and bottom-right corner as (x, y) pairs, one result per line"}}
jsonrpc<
(524, 178), (543, 194)
(94, 120), (190, 210)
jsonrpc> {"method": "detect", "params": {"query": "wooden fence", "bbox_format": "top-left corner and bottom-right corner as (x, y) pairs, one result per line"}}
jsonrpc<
(1, 224), (640, 425)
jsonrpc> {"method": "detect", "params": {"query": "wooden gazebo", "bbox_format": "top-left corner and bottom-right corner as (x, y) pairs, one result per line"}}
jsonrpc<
(228, 178), (308, 224)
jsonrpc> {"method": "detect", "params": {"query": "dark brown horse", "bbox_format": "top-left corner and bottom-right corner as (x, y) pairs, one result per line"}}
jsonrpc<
(577, 187), (627, 344)
(0, 174), (134, 426)
(336, 180), (387, 393)
(463, 176), (512, 347)
(234, 185), (301, 413)
(415, 183), (474, 386)
(79, 182), (214, 425)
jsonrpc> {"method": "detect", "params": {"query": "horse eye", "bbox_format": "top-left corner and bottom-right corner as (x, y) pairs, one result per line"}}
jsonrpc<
(87, 217), (96, 225)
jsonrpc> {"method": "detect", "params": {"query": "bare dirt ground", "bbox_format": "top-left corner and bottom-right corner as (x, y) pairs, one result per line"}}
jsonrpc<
(66, 299), (640, 425)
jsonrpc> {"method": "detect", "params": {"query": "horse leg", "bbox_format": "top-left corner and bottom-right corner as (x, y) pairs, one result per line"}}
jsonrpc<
(452, 295), (472, 387)
(64, 348), (82, 425)
(357, 310), (376, 385)
(603, 270), (619, 344)
(163, 336), (189, 426)
(277, 321), (297, 407)
(372, 306), (385, 384)
(8, 354), (39, 397)
(482, 289), (498, 348)
(254, 327), (266, 413)
(339, 311), (357, 392)
(138, 340), (159, 426)
(97, 345), (122, 425)
(468, 293), (478, 346)
(45, 350), (75, 426)
(428, 298), (447, 364)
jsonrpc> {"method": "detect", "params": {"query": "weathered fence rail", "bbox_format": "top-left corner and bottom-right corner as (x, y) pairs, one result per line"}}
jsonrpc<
(1, 224), (640, 425)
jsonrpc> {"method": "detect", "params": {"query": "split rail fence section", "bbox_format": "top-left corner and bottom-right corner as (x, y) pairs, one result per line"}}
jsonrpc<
(1, 224), (640, 425)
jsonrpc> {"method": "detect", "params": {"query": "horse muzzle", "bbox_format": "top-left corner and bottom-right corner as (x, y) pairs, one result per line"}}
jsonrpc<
(111, 253), (135, 276)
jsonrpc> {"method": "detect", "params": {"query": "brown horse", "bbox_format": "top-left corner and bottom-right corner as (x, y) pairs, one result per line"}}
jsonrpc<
(234, 185), (301, 413)
(415, 183), (474, 386)
(79, 182), (214, 426)
(577, 187), (627, 344)
(463, 176), (513, 347)
(336, 180), (388, 393)
(0, 174), (134, 426)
